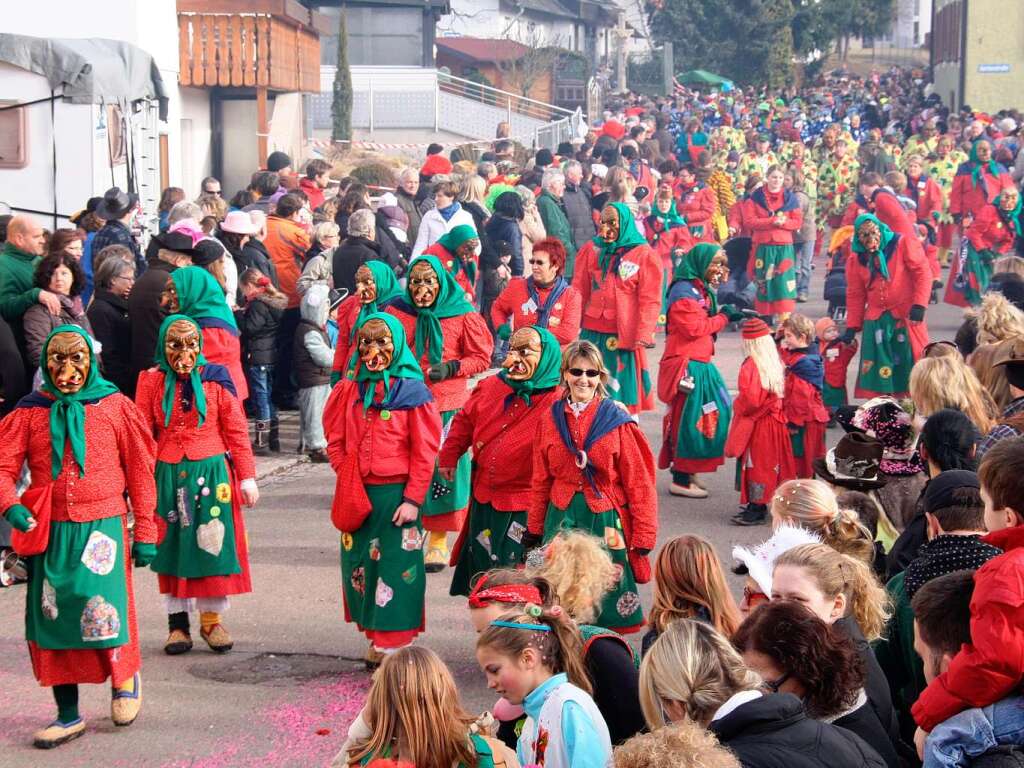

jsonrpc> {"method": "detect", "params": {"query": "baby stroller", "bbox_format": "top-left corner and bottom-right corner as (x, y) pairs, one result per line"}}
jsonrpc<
(824, 226), (853, 322)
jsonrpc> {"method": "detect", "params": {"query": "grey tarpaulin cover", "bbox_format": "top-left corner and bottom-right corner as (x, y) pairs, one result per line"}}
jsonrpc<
(0, 33), (169, 120)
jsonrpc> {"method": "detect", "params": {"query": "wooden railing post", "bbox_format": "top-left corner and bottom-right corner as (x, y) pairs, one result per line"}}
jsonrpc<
(256, 85), (268, 167)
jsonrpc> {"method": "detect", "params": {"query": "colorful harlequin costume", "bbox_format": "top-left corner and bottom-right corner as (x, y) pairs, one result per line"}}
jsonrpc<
(0, 326), (157, 745)
(736, 149), (779, 191)
(780, 345), (829, 479)
(817, 152), (860, 229)
(423, 224), (480, 302)
(529, 394), (658, 633)
(135, 315), (256, 652)
(946, 191), (1022, 307)
(331, 261), (403, 385)
(747, 186), (803, 316)
(572, 203), (662, 414)
(322, 312), (441, 650)
(489, 275), (583, 346)
(658, 245), (733, 482)
(846, 214), (931, 398)
(441, 327), (563, 595)
(926, 147), (968, 256)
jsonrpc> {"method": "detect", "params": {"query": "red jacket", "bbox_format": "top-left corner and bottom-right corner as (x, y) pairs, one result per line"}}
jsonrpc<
(529, 398), (657, 551)
(322, 378), (441, 504)
(966, 204), (1018, 255)
(819, 339), (858, 389)
(657, 281), (727, 404)
(675, 183), (718, 243)
(646, 218), (695, 269)
(912, 524), (1024, 731)
(904, 175), (943, 227)
(748, 189), (803, 251)
(728, 197), (757, 238)
(779, 348), (830, 426)
(385, 305), (493, 413)
(199, 325), (248, 402)
(439, 376), (562, 511)
(572, 241), (662, 350)
(724, 358), (788, 460)
(298, 177), (325, 212)
(0, 394), (157, 542)
(489, 277), (582, 346)
(135, 368), (257, 482)
(950, 165), (1014, 220)
(845, 233), (932, 328)
(871, 189), (918, 241)
(423, 242), (478, 300)
(331, 297), (362, 377)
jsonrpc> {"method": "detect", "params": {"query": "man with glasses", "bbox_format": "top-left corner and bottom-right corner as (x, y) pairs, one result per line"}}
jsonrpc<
(200, 177), (222, 197)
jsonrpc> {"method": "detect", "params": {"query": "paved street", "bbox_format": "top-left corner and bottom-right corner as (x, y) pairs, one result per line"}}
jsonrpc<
(0, 266), (966, 767)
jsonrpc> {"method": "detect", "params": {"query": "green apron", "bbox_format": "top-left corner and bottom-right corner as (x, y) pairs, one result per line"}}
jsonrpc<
(341, 483), (425, 632)
(543, 493), (643, 631)
(674, 360), (732, 462)
(152, 455), (241, 578)
(580, 328), (652, 409)
(858, 311), (913, 395)
(822, 382), (847, 409)
(449, 501), (528, 597)
(26, 516), (129, 650)
(753, 244), (798, 303)
(421, 409), (471, 517)
(958, 242), (994, 306)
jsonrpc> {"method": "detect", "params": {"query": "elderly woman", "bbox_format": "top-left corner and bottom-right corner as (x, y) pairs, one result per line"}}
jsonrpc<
(411, 180), (477, 259)
(331, 209), (382, 297)
(537, 169), (578, 276)
(86, 256), (135, 394)
(395, 167), (422, 245)
(23, 253), (95, 371)
(517, 185), (547, 274)
(304, 220), (341, 267)
(297, 221), (341, 296)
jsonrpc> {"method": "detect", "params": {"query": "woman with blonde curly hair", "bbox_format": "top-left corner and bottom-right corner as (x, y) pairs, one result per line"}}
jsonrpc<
(770, 479), (876, 565)
(973, 292), (1024, 346)
(909, 355), (998, 433)
(613, 718), (739, 768)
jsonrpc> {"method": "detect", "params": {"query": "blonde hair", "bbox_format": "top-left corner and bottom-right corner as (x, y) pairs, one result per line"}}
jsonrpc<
(639, 619), (761, 729)
(348, 646), (478, 768)
(605, 166), (636, 202)
(460, 174), (489, 209)
(970, 340), (1014, 410)
(534, 531), (618, 624)
(561, 340), (610, 399)
(994, 255), (1024, 278)
(774, 543), (892, 642)
(650, 536), (741, 638)
(781, 313), (815, 343)
(742, 335), (785, 396)
(614, 720), (741, 768)
(312, 220), (340, 245)
(770, 480), (875, 566)
(976, 292), (1024, 345)
(910, 355), (998, 433)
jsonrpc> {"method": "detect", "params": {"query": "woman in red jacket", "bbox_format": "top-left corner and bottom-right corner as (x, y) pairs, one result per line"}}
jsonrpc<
(747, 166), (803, 320)
(0, 326), (157, 747)
(330, 260), (402, 385)
(135, 315), (259, 655)
(946, 187), (1021, 308)
(439, 325), (563, 595)
(526, 340), (658, 633)
(422, 223), (480, 303)
(845, 214), (931, 398)
(386, 255), (492, 570)
(674, 164), (717, 244)
(489, 238), (582, 346)
(572, 203), (662, 415)
(322, 312), (441, 666)
(725, 319), (796, 526)
(658, 244), (744, 499)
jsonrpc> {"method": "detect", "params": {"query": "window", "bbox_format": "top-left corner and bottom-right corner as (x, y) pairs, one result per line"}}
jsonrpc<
(0, 101), (28, 169)
(318, 6), (424, 66)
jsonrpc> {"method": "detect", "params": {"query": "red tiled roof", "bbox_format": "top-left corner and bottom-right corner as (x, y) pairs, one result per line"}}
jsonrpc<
(435, 37), (530, 64)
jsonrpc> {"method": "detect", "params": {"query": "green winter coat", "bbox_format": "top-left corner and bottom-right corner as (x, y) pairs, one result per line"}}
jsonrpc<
(0, 242), (41, 324)
(536, 190), (578, 276)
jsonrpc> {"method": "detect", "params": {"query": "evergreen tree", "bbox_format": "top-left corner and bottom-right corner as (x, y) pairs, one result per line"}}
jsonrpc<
(332, 5), (353, 143)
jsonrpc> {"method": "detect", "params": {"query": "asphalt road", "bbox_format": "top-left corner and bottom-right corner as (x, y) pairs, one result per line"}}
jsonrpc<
(0, 264), (966, 767)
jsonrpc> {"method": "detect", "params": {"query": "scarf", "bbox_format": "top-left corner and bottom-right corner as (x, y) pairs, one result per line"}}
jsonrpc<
(593, 202), (649, 279)
(651, 200), (687, 231)
(851, 213), (896, 281)
(171, 266), (238, 331)
(155, 314), (209, 427)
(551, 397), (633, 497)
(435, 224), (479, 286)
(752, 186), (800, 214)
(349, 312), (427, 412)
(38, 325), (120, 479)
(400, 254), (475, 365)
(527, 276), (569, 329)
(671, 243), (722, 315)
(786, 348), (825, 390)
(437, 201), (461, 222)
(996, 190), (1023, 235)
(349, 260), (403, 343)
(497, 325), (562, 407)
(968, 140), (1001, 189)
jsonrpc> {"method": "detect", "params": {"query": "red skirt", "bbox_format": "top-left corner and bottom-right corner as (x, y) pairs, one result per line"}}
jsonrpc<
(738, 419), (796, 505)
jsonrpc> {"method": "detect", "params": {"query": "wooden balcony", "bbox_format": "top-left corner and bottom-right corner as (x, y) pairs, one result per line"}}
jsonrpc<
(177, 0), (329, 92)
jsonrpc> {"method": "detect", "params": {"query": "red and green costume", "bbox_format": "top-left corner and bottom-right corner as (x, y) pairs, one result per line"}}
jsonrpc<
(747, 187), (803, 315)
(946, 192), (1021, 308)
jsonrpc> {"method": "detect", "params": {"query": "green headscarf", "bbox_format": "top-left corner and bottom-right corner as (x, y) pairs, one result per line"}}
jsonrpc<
(851, 213), (895, 280)
(171, 266), (238, 330)
(672, 243), (723, 314)
(39, 325), (120, 480)
(497, 325), (562, 406)
(653, 199), (687, 230)
(593, 202), (649, 279)
(485, 183), (517, 212)
(154, 314), (209, 428)
(435, 224), (479, 287)
(407, 254), (476, 365)
(969, 140), (1000, 189)
(349, 312), (424, 411)
(350, 260), (403, 343)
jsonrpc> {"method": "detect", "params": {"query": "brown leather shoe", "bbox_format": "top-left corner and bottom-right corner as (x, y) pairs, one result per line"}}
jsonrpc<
(164, 629), (193, 655)
(110, 673), (142, 726)
(200, 623), (234, 653)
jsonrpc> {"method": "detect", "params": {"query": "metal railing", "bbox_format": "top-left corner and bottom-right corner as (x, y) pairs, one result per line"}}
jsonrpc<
(437, 72), (578, 125)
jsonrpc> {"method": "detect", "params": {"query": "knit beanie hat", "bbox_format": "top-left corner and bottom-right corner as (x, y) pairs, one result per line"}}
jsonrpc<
(815, 317), (837, 339)
(742, 318), (772, 339)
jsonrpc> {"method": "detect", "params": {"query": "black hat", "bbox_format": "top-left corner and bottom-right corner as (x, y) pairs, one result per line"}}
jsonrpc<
(150, 231), (196, 253)
(812, 433), (888, 491)
(95, 187), (139, 220)
(266, 151), (292, 173)
(535, 148), (554, 167)
(923, 470), (980, 513)
(189, 239), (225, 267)
(328, 288), (348, 311)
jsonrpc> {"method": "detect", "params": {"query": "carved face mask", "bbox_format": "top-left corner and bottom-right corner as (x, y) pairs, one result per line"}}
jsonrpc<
(704, 254), (730, 287)
(409, 260), (440, 308)
(598, 207), (620, 243)
(47, 332), (90, 394)
(161, 277), (180, 312)
(1000, 191), (1019, 212)
(357, 318), (395, 372)
(502, 327), (543, 381)
(857, 221), (882, 253)
(354, 265), (377, 305)
(165, 320), (202, 377)
(456, 238), (480, 259)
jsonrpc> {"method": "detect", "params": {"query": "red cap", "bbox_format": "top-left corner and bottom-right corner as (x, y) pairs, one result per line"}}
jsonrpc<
(814, 317), (836, 339)
(742, 318), (772, 340)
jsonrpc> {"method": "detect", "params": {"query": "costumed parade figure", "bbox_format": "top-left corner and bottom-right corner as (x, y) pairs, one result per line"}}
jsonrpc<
(725, 319), (796, 526)
(816, 317), (858, 417)
(946, 187), (1021, 308)
(779, 315), (830, 479)
(0, 326), (157, 748)
(949, 139), (1014, 226)
(422, 224), (481, 302)
(747, 166), (803, 319)
(845, 214), (931, 398)
(658, 244), (742, 499)
(572, 203), (662, 414)
(330, 261), (402, 386)
(135, 315), (258, 655)
(439, 325), (563, 595)
(526, 340), (658, 633)
(322, 312), (441, 666)
(386, 255), (492, 570)
(645, 188), (695, 325)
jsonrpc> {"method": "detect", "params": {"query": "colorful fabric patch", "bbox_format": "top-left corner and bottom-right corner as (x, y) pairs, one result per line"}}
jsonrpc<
(196, 519), (226, 557)
(603, 526), (626, 550)
(41, 579), (58, 620)
(351, 566), (365, 595)
(506, 521), (526, 544)
(401, 568), (416, 585)
(368, 538), (381, 561)
(401, 528), (423, 551)
(176, 487), (192, 527)
(81, 596), (120, 641)
(341, 532), (354, 551)
(209, 506), (221, 518)
(476, 528), (493, 556)
(616, 590), (641, 618)
(375, 579), (393, 608)
(80, 531), (117, 576)
(521, 298), (539, 314)
(618, 260), (640, 280)
(749, 481), (766, 503)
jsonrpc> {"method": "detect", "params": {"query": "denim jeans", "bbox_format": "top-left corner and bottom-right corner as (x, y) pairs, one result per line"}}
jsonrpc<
(794, 238), (815, 295)
(925, 695), (1024, 768)
(246, 364), (277, 422)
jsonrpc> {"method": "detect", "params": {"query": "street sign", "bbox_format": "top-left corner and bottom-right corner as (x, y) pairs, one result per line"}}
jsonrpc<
(978, 64), (1011, 73)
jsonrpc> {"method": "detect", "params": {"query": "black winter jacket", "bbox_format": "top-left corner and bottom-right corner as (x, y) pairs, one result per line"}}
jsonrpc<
(332, 236), (382, 296)
(87, 289), (133, 395)
(240, 294), (287, 366)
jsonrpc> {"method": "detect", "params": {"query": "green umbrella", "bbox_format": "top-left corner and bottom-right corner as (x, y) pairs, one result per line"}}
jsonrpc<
(675, 69), (733, 87)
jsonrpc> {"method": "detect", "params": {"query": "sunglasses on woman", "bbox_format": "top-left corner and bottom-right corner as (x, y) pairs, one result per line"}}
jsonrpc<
(568, 367), (600, 378)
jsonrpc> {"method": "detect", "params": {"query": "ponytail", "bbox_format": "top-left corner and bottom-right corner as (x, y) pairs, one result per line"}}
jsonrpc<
(771, 480), (875, 567)
(828, 507), (876, 566)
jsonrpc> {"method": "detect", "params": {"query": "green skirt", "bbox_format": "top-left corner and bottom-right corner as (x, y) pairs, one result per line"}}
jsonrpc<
(543, 493), (643, 631)
(153, 456), (241, 579)
(673, 360), (732, 464)
(753, 244), (798, 303)
(421, 409), (471, 518)
(580, 328), (652, 409)
(958, 243), (994, 307)
(450, 501), (527, 597)
(822, 382), (847, 409)
(341, 483), (425, 632)
(857, 311), (913, 396)
(26, 516), (128, 650)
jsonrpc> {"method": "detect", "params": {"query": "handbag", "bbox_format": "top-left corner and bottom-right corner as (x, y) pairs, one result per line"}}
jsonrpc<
(330, 452), (373, 533)
(10, 484), (54, 557)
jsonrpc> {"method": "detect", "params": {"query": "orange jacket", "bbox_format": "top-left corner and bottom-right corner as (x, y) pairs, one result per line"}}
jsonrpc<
(264, 215), (311, 308)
